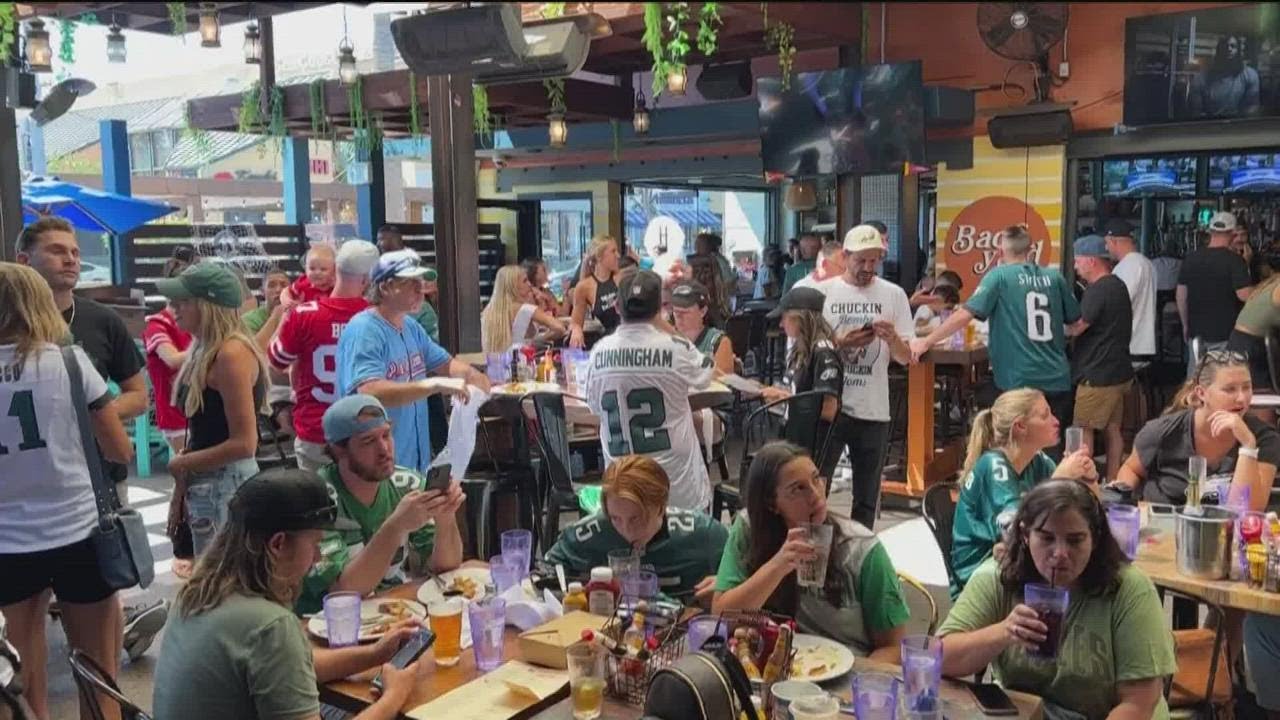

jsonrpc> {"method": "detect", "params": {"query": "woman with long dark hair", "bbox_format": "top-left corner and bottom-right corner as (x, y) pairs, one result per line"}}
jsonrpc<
(712, 442), (908, 660)
(939, 479), (1175, 719)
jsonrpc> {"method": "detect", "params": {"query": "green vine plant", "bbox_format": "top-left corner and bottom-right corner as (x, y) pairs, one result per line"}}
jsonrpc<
(540, 2), (566, 19)
(182, 102), (214, 158)
(348, 76), (381, 158)
(472, 83), (492, 144)
(665, 2), (691, 72)
(237, 81), (263, 134)
(167, 2), (187, 39)
(408, 72), (422, 137)
(58, 18), (76, 65)
(542, 78), (567, 115)
(697, 2), (722, 57)
(765, 20), (796, 90)
(267, 84), (286, 156)
(0, 4), (15, 66)
(642, 3), (669, 98)
(309, 79), (329, 154)
(610, 119), (621, 163)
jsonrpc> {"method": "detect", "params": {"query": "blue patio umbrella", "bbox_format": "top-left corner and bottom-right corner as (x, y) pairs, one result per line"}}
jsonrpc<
(22, 177), (177, 235)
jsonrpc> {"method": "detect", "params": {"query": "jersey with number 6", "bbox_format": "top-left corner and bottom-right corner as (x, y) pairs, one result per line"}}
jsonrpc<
(584, 323), (717, 511)
(964, 262), (1080, 392)
(268, 296), (369, 443)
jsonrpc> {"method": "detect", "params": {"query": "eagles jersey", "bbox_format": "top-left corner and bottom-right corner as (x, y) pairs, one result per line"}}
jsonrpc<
(964, 263), (1080, 392)
(585, 323), (717, 511)
(545, 507), (728, 601)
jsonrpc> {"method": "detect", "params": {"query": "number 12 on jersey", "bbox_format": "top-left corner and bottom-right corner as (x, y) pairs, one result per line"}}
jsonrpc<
(600, 388), (672, 456)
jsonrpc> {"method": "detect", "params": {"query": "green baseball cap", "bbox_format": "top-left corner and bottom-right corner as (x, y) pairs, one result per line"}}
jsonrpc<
(155, 262), (244, 308)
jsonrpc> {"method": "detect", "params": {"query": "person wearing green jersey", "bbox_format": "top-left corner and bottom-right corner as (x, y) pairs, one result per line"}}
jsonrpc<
(911, 225), (1081, 458)
(940, 479), (1175, 720)
(950, 388), (1095, 598)
(781, 234), (821, 293)
(546, 455), (727, 603)
(296, 394), (465, 614)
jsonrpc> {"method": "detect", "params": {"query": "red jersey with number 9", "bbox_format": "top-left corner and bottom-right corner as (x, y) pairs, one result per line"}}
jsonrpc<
(269, 296), (369, 443)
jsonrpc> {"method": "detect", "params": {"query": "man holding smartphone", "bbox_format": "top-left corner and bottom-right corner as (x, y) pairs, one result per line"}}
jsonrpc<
(295, 394), (465, 614)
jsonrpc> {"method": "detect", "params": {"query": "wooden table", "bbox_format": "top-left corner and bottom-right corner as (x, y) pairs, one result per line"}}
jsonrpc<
(1135, 525), (1280, 616)
(886, 344), (989, 499)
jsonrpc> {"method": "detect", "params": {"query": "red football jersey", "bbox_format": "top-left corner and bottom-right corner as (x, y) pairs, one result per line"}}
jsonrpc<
(288, 276), (331, 304)
(142, 309), (193, 432)
(269, 296), (369, 442)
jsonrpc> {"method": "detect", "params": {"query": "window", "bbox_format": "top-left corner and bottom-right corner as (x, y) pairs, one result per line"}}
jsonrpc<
(128, 130), (180, 175)
(532, 195), (592, 285)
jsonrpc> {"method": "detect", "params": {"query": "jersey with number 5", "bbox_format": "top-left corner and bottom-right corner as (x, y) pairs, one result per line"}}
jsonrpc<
(269, 296), (370, 443)
(964, 262), (1080, 392)
(584, 323), (717, 511)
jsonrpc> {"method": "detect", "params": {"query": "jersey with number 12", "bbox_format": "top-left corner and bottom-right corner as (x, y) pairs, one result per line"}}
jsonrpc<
(964, 262), (1080, 392)
(269, 296), (370, 443)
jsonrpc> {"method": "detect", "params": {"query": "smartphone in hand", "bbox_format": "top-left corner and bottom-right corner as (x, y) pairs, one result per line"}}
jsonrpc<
(425, 464), (452, 493)
(372, 628), (436, 692)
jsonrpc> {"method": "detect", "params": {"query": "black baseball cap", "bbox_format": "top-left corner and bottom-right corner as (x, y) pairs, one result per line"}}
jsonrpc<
(229, 467), (358, 534)
(670, 280), (709, 309)
(1103, 219), (1134, 238)
(618, 269), (663, 319)
(768, 287), (826, 318)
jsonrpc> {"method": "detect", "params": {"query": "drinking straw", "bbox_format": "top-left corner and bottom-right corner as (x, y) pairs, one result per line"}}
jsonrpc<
(1050, 568), (1057, 589)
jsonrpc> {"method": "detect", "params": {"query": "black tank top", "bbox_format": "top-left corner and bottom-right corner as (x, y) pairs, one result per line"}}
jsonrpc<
(592, 276), (621, 332)
(187, 387), (228, 452)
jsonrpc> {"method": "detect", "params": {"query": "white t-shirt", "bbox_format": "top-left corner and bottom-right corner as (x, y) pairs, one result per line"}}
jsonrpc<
(511, 303), (537, 343)
(816, 276), (914, 422)
(584, 323), (717, 511)
(792, 272), (824, 291)
(1113, 252), (1157, 356)
(0, 343), (110, 553)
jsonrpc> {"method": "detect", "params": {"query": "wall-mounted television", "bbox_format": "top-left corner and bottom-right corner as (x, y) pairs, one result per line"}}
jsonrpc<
(1124, 4), (1280, 126)
(1102, 156), (1197, 197)
(757, 62), (926, 177)
(1208, 153), (1280, 193)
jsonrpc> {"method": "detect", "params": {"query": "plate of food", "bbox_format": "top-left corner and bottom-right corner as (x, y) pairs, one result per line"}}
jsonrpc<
(416, 567), (492, 605)
(789, 634), (855, 683)
(306, 598), (427, 643)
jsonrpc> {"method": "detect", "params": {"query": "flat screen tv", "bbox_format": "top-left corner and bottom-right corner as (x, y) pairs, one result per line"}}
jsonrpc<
(1208, 153), (1280, 193)
(757, 62), (925, 177)
(1124, 4), (1280, 126)
(1102, 156), (1197, 197)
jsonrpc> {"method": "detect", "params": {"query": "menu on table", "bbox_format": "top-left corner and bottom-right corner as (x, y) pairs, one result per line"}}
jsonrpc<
(406, 660), (569, 720)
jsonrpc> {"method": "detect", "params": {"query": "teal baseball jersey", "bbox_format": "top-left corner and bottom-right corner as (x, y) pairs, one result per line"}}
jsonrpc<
(964, 263), (1080, 392)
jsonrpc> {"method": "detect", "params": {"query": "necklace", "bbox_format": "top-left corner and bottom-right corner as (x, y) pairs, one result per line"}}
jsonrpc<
(65, 298), (76, 327)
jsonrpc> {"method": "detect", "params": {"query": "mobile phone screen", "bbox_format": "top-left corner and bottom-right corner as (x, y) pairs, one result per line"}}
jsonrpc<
(425, 464), (452, 492)
(969, 682), (1018, 715)
(373, 629), (435, 691)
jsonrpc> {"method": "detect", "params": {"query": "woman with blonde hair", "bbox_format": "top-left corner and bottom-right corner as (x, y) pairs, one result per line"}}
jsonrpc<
(0, 263), (133, 720)
(568, 235), (623, 348)
(480, 265), (567, 354)
(158, 262), (269, 557)
(950, 387), (1095, 598)
(545, 455), (728, 602)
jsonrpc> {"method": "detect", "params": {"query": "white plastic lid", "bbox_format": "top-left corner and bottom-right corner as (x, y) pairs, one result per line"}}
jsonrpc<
(567, 581), (584, 593)
(590, 567), (613, 583)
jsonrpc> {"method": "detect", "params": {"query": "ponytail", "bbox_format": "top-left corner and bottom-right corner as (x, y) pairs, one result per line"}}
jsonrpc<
(1165, 378), (1199, 414)
(960, 387), (1045, 478)
(961, 409), (996, 479)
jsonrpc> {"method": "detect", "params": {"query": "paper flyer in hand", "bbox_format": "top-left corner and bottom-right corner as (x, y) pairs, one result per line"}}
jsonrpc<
(429, 384), (489, 479)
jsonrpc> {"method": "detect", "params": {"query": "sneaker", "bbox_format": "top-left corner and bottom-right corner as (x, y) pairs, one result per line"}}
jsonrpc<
(123, 599), (168, 662)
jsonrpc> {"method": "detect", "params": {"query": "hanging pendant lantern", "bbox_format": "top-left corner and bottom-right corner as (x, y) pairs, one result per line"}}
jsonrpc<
(243, 20), (262, 64)
(547, 113), (568, 147)
(106, 22), (127, 64)
(198, 3), (221, 48)
(25, 19), (52, 73)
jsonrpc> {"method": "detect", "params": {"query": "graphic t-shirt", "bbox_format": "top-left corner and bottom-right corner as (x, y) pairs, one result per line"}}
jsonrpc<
(144, 309), (193, 431)
(297, 464), (438, 614)
(1112, 252), (1157, 356)
(816, 276), (913, 422)
(939, 560), (1177, 720)
(0, 344), (110, 553)
(965, 263), (1080, 392)
(1073, 274), (1134, 386)
(1134, 408), (1280, 505)
(1177, 247), (1251, 343)
(545, 507), (728, 601)
(337, 308), (453, 472)
(585, 323), (717, 511)
(269, 296), (370, 443)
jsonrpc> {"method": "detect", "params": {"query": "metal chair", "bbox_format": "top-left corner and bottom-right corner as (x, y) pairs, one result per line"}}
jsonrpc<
(525, 391), (601, 553)
(461, 396), (538, 559)
(68, 649), (152, 720)
(921, 481), (961, 592)
(1159, 588), (1230, 718)
(737, 389), (840, 488)
(896, 570), (939, 636)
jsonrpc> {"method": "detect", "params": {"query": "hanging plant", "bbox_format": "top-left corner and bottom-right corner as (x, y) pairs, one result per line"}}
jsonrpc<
(610, 119), (621, 163)
(0, 5), (15, 66)
(309, 79), (329, 153)
(58, 19), (77, 65)
(348, 76), (381, 158)
(664, 2), (691, 69)
(182, 102), (214, 158)
(167, 2), (188, 37)
(697, 2), (722, 57)
(540, 2), (567, 19)
(542, 78), (566, 114)
(642, 3), (669, 97)
(765, 20), (796, 90)
(472, 83), (492, 141)
(238, 81), (262, 134)
(268, 84), (286, 153)
(407, 72), (422, 137)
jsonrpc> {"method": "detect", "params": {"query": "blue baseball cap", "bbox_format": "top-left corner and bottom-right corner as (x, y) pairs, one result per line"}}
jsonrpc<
(371, 249), (430, 284)
(1073, 234), (1111, 260)
(323, 394), (390, 444)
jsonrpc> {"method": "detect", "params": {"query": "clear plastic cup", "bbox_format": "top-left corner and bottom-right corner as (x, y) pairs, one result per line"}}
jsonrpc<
(468, 596), (506, 672)
(1064, 426), (1084, 455)
(608, 548), (641, 580)
(428, 598), (464, 667)
(1107, 504), (1141, 560)
(796, 523), (833, 588)
(686, 615), (723, 653)
(489, 554), (523, 595)
(853, 672), (900, 720)
(621, 569), (659, 602)
(566, 642), (606, 720)
(501, 529), (533, 576)
(1023, 584), (1069, 660)
(321, 591), (361, 647)
(900, 635), (943, 713)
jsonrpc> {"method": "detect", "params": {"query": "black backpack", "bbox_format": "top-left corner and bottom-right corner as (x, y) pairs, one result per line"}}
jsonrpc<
(642, 637), (757, 720)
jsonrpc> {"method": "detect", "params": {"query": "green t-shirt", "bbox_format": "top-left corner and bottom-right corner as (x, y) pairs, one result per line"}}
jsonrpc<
(782, 259), (816, 294)
(242, 306), (270, 333)
(715, 514), (909, 655)
(545, 507), (728, 601)
(296, 463), (438, 614)
(938, 560), (1177, 720)
(153, 594), (319, 720)
(413, 302), (440, 342)
(964, 263), (1080, 392)
(951, 450), (1057, 597)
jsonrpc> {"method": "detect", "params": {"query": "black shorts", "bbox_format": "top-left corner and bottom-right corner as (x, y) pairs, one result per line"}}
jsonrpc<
(0, 536), (118, 605)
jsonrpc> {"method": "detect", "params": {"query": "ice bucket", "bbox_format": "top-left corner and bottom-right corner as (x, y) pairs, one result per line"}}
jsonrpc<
(1175, 506), (1236, 580)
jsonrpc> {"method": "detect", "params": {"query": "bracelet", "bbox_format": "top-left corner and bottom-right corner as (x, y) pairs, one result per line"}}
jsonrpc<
(1240, 446), (1259, 459)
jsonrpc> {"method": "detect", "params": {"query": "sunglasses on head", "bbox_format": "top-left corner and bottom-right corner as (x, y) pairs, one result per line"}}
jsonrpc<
(1196, 350), (1249, 384)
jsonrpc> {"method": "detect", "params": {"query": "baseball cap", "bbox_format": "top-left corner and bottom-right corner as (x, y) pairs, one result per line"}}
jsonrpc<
(229, 467), (359, 533)
(371, 249), (429, 284)
(1103, 219), (1134, 238)
(336, 239), (379, 277)
(1208, 211), (1238, 233)
(670, 280), (709, 308)
(768, 287), (826, 318)
(618, 269), (663, 318)
(843, 224), (883, 253)
(1073, 234), (1110, 259)
(323, 393), (390, 444)
(154, 262), (243, 308)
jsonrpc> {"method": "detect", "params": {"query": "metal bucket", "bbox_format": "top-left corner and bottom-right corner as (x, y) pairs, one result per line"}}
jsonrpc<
(1175, 506), (1236, 580)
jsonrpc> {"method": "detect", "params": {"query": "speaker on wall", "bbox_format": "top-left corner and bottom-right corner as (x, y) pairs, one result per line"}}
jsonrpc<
(987, 108), (1073, 148)
(696, 61), (753, 100)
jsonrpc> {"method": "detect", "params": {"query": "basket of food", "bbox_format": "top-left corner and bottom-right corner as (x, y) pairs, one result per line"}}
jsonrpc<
(596, 598), (688, 706)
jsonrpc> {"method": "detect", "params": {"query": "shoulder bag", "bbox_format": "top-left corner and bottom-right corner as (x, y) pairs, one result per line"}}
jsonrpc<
(643, 637), (757, 720)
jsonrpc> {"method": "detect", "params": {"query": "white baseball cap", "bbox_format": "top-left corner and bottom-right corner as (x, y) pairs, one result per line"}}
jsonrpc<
(1208, 211), (1237, 233)
(843, 224), (883, 253)
(336, 239), (380, 276)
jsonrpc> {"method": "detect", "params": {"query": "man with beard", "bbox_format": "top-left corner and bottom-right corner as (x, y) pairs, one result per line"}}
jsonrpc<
(1190, 34), (1261, 118)
(295, 395), (464, 614)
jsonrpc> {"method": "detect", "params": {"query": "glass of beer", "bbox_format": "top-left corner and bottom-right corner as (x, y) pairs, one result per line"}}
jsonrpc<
(428, 598), (464, 667)
(566, 642), (606, 720)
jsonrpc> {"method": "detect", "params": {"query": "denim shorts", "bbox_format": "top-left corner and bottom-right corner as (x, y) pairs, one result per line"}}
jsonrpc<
(186, 458), (259, 557)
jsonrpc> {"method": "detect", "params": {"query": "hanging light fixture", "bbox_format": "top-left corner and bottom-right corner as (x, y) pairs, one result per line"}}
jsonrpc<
(338, 7), (358, 85)
(243, 19), (262, 64)
(785, 180), (818, 211)
(632, 90), (650, 135)
(105, 21), (126, 64)
(666, 65), (688, 95)
(198, 3), (221, 48)
(547, 113), (568, 147)
(24, 19), (52, 73)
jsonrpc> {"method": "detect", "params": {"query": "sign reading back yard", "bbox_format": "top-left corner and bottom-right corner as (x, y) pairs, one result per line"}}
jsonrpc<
(946, 195), (1052, 292)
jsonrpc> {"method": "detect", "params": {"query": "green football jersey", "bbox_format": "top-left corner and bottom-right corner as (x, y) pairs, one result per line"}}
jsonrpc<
(545, 507), (728, 601)
(296, 464), (437, 614)
(964, 263), (1079, 392)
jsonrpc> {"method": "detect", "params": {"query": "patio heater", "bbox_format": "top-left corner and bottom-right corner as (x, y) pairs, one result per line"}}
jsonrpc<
(243, 20), (262, 64)
(198, 3), (221, 48)
(24, 19), (52, 73)
(632, 90), (650, 135)
(105, 22), (127, 64)
(547, 113), (568, 147)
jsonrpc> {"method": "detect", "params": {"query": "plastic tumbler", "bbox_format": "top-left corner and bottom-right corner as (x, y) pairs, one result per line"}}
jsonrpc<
(428, 598), (464, 667)
(787, 693), (839, 720)
(489, 555), (523, 595)
(566, 642), (607, 720)
(501, 529), (533, 576)
(796, 523), (833, 588)
(900, 635), (943, 713)
(1107, 504), (1141, 560)
(485, 353), (510, 385)
(853, 672), (900, 720)
(468, 596), (507, 672)
(608, 548), (641, 580)
(322, 591), (362, 647)
(686, 615), (724, 653)
(1023, 584), (1069, 660)
(1064, 426), (1084, 455)
(621, 569), (659, 602)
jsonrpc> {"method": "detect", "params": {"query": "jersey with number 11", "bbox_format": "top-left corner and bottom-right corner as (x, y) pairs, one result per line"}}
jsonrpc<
(964, 262), (1080, 392)
(269, 296), (370, 443)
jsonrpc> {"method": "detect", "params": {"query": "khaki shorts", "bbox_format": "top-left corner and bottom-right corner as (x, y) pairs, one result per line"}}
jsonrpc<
(1074, 379), (1133, 429)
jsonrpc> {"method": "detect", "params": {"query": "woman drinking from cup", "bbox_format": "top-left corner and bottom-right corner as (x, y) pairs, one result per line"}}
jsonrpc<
(952, 388), (1097, 598)
(480, 265), (567, 354)
(1114, 350), (1280, 512)
(569, 236), (624, 349)
(939, 479), (1175, 720)
(712, 442), (909, 661)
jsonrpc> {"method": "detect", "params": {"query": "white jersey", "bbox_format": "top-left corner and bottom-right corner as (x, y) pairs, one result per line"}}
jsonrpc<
(1113, 252), (1157, 356)
(585, 323), (717, 511)
(0, 343), (110, 553)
